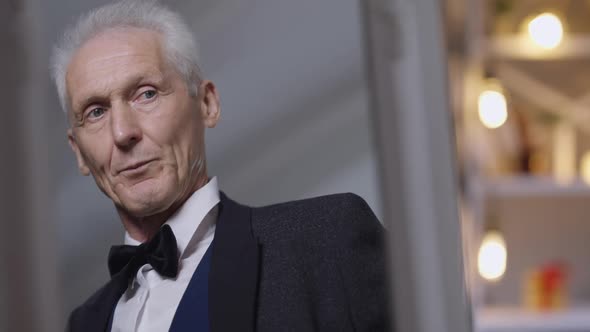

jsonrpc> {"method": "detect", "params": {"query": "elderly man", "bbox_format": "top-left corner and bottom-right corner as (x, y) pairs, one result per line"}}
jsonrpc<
(52, 1), (389, 331)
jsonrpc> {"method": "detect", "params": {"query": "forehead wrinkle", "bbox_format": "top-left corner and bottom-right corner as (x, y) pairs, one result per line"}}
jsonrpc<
(70, 56), (165, 112)
(75, 67), (163, 107)
(66, 27), (168, 112)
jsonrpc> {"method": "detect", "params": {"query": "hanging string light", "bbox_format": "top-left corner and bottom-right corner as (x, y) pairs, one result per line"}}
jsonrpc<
(478, 229), (508, 281)
(478, 79), (508, 129)
(527, 13), (564, 49)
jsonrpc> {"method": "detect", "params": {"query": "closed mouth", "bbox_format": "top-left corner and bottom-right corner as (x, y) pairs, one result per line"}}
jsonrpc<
(118, 159), (155, 174)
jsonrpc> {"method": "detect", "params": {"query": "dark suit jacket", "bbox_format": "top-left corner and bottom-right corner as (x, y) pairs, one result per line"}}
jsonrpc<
(67, 192), (391, 331)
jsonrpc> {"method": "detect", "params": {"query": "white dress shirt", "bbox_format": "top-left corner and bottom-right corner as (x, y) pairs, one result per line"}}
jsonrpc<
(111, 177), (220, 332)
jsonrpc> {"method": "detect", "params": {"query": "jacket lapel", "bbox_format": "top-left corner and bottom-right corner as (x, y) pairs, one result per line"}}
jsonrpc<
(209, 192), (260, 332)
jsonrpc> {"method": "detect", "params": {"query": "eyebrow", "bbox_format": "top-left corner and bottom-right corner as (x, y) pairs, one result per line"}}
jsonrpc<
(73, 71), (164, 113)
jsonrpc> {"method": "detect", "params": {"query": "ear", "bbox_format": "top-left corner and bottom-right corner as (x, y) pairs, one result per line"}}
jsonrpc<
(197, 80), (221, 128)
(67, 129), (91, 176)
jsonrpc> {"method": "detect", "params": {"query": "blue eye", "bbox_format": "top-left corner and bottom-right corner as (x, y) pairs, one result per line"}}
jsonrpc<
(143, 90), (157, 99)
(88, 107), (105, 119)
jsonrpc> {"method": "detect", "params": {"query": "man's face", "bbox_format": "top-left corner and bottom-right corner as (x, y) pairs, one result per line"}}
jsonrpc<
(66, 27), (219, 217)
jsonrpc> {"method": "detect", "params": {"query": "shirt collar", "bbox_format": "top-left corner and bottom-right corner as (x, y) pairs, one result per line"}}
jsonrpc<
(124, 176), (220, 258)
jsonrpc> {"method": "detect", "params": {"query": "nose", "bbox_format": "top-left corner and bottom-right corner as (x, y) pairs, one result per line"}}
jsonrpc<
(110, 103), (142, 150)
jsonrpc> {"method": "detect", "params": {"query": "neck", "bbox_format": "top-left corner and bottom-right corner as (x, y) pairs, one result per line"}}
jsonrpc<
(117, 169), (209, 243)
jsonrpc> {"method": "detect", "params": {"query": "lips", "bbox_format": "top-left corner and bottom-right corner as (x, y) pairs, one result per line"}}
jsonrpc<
(117, 159), (155, 175)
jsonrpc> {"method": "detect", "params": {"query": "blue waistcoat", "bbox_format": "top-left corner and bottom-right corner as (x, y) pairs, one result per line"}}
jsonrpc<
(169, 243), (213, 331)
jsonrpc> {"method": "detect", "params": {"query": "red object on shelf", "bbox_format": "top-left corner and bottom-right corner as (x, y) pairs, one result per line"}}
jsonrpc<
(539, 262), (568, 309)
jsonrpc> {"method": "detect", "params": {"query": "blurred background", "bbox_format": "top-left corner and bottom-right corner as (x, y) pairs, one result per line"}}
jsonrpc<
(448, 0), (590, 331)
(2, 0), (589, 331)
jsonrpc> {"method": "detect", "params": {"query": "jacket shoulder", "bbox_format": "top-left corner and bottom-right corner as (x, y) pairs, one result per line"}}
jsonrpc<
(256, 192), (372, 213)
(251, 192), (381, 242)
(250, 193), (390, 330)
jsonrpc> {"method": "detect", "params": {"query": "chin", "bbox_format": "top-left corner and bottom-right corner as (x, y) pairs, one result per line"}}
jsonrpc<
(121, 195), (175, 218)
(117, 178), (178, 217)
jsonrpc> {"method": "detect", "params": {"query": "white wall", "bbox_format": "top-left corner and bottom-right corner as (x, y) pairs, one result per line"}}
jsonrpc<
(363, 0), (471, 331)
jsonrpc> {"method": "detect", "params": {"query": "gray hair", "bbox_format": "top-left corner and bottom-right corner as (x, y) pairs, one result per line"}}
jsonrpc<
(50, 0), (202, 114)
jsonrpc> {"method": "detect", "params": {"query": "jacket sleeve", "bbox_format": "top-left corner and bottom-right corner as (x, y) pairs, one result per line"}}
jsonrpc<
(335, 193), (392, 331)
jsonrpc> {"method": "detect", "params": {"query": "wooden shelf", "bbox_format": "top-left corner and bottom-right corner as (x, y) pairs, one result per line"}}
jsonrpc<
(480, 176), (590, 198)
(476, 306), (590, 332)
(487, 35), (590, 60)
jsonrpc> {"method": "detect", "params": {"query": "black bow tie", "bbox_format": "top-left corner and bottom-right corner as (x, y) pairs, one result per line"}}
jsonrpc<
(108, 224), (179, 279)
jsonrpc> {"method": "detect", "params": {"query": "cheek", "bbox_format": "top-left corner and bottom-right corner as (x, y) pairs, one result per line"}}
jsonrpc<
(165, 121), (202, 172)
(78, 136), (112, 174)
(147, 99), (202, 153)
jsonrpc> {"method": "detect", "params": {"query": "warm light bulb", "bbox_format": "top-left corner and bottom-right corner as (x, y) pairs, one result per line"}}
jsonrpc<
(528, 13), (564, 49)
(581, 152), (590, 185)
(478, 90), (508, 129)
(478, 230), (507, 281)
